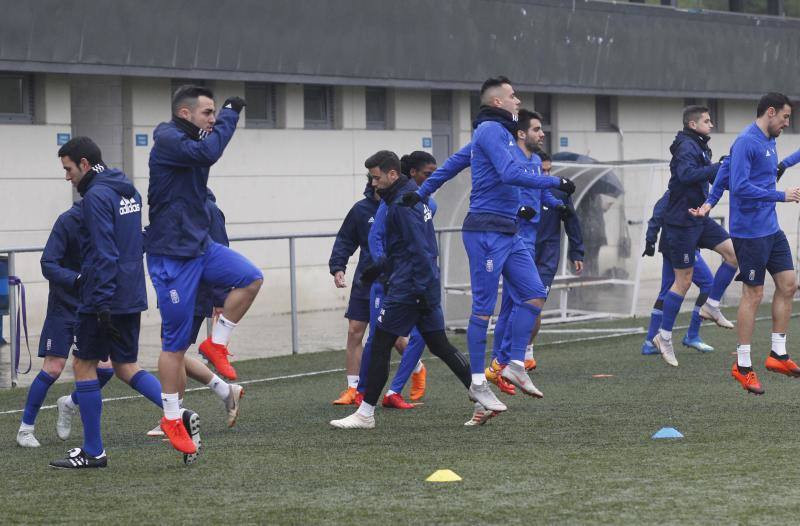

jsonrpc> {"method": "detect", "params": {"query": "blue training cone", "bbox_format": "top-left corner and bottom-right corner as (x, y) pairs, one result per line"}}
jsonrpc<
(652, 427), (684, 439)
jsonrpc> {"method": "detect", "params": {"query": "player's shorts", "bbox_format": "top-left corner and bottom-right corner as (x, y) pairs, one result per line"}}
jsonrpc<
(345, 294), (370, 322)
(462, 230), (547, 316)
(732, 230), (793, 287)
(74, 312), (141, 363)
(657, 250), (713, 300)
(376, 298), (445, 337)
(147, 242), (263, 351)
(38, 316), (76, 358)
(663, 220), (729, 269)
(189, 315), (206, 345)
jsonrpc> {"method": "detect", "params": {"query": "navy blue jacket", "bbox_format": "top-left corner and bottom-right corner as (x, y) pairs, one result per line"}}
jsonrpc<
(78, 168), (148, 314)
(646, 191), (670, 253)
(665, 129), (720, 227)
(195, 189), (230, 317)
(535, 188), (584, 262)
(382, 176), (440, 306)
(147, 109), (239, 257)
(328, 184), (379, 300)
(40, 202), (82, 320)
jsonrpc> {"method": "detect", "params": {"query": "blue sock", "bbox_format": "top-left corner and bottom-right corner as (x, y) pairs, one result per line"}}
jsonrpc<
(498, 306), (515, 365)
(357, 326), (375, 393)
(467, 315), (490, 375)
(710, 262), (737, 302)
(511, 303), (540, 362)
(75, 379), (103, 457)
(660, 291), (684, 334)
(21, 370), (56, 426)
(687, 306), (702, 340)
(71, 367), (114, 406)
(492, 291), (514, 363)
(130, 370), (164, 408)
(646, 309), (663, 342)
(390, 328), (425, 393)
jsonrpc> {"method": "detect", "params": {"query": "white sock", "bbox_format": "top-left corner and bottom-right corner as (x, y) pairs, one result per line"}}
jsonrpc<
(413, 361), (424, 374)
(772, 333), (787, 356)
(706, 298), (720, 309)
(472, 374), (486, 385)
(386, 390), (397, 396)
(19, 423), (34, 432)
(737, 345), (752, 368)
(211, 315), (237, 346)
(511, 359), (525, 368)
(162, 392), (181, 419)
(346, 375), (359, 388)
(207, 374), (231, 400)
(356, 401), (375, 417)
(63, 396), (77, 410)
(659, 329), (672, 341)
(179, 398), (183, 408)
(525, 345), (534, 361)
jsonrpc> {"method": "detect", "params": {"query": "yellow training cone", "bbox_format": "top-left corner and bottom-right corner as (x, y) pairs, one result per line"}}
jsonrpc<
(426, 469), (462, 482)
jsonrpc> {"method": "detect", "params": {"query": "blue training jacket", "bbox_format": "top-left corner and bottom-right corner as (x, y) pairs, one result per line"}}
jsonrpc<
(535, 187), (584, 263)
(369, 196), (437, 262)
(782, 148), (800, 170)
(382, 176), (440, 306)
(417, 143), (471, 199)
(329, 183), (379, 300)
(729, 123), (785, 238)
(147, 109), (239, 258)
(465, 121), (561, 233)
(40, 202), (82, 320)
(78, 168), (147, 314)
(516, 148), (562, 248)
(664, 129), (720, 227)
(706, 156), (730, 207)
(195, 189), (230, 317)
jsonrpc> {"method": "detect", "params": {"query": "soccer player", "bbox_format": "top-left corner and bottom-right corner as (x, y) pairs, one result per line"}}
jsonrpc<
(641, 191), (714, 355)
(15, 202), (115, 447)
(147, 85), (263, 453)
(485, 110), (567, 395)
(330, 151), (503, 429)
(718, 93), (800, 394)
(328, 179), (380, 405)
(49, 137), (165, 469)
(652, 105), (738, 367)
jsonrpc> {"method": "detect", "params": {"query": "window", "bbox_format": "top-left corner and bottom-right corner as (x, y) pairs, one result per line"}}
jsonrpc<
(431, 91), (452, 123)
(365, 88), (387, 130)
(533, 93), (552, 126)
(0, 74), (33, 123)
(470, 92), (481, 123)
(596, 95), (618, 132)
(304, 85), (334, 129)
(245, 83), (277, 128)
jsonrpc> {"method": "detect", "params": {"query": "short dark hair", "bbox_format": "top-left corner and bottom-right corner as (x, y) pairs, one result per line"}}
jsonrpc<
(480, 76), (512, 99)
(538, 150), (551, 163)
(682, 105), (709, 127)
(172, 84), (215, 115)
(757, 92), (793, 117)
(516, 109), (544, 135)
(400, 151), (437, 176)
(364, 150), (401, 174)
(57, 136), (103, 167)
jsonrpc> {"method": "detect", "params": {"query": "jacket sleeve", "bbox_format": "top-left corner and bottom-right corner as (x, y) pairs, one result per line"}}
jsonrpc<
(328, 206), (360, 275)
(389, 205), (434, 295)
(730, 140), (785, 202)
(781, 148), (800, 169)
(417, 143), (472, 198)
(645, 194), (668, 245)
(563, 196), (585, 262)
(82, 191), (119, 311)
(208, 201), (230, 247)
(40, 216), (79, 289)
(674, 142), (720, 184)
(542, 189), (563, 209)
(475, 124), (561, 189)
(155, 109), (239, 167)
(367, 203), (388, 264)
(705, 159), (730, 207)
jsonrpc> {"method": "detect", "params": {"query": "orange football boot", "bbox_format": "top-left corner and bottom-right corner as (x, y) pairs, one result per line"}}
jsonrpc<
(731, 363), (765, 395)
(765, 355), (800, 377)
(485, 358), (517, 395)
(524, 358), (537, 371)
(160, 417), (197, 454)
(332, 387), (358, 405)
(410, 363), (427, 401)
(199, 337), (237, 380)
(354, 391), (364, 407)
(382, 393), (415, 409)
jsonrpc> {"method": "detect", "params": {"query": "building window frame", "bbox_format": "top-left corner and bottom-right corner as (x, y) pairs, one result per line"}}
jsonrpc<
(365, 87), (388, 130)
(245, 82), (278, 129)
(304, 85), (335, 129)
(0, 73), (34, 124)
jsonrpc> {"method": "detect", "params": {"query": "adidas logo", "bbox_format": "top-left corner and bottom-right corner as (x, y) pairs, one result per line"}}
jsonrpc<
(119, 196), (141, 215)
(423, 204), (432, 222)
(198, 129), (209, 140)
(368, 216), (375, 224)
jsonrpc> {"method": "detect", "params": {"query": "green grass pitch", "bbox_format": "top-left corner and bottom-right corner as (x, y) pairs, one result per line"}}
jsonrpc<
(2, 305), (800, 525)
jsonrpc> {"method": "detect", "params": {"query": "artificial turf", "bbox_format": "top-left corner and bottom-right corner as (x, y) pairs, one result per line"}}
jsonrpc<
(1, 304), (799, 525)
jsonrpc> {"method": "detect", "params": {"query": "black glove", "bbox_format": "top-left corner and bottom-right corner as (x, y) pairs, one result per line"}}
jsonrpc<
(642, 242), (656, 257)
(778, 162), (787, 181)
(555, 204), (572, 221)
(415, 294), (432, 315)
(516, 206), (537, 221)
(97, 310), (123, 344)
(718, 154), (728, 164)
(557, 178), (576, 195)
(359, 263), (383, 286)
(400, 192), (422, 207)
(222, 97), (247, 114)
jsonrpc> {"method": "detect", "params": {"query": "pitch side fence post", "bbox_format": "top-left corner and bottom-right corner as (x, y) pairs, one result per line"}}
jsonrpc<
(8, 252), (17, 387)
(289, 236), (299, 355)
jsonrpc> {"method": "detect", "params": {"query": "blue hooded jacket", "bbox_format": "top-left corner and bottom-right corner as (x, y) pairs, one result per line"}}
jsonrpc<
(40, 202), (82, 320)
(147, 109), (239, 258)
(664, 129), (720, 227)
(706, 156), (730, 207)
(382, 176), (441, 306)
(329, 183), (380, 300)
(194, 189), (230, 317)
(78, 167), (147, 314)
(516, 148), (563, 248)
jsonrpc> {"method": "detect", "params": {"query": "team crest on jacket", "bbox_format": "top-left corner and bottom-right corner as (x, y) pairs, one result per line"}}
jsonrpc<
(119, 197), (141, 215)
(486, 259), (494, 272)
